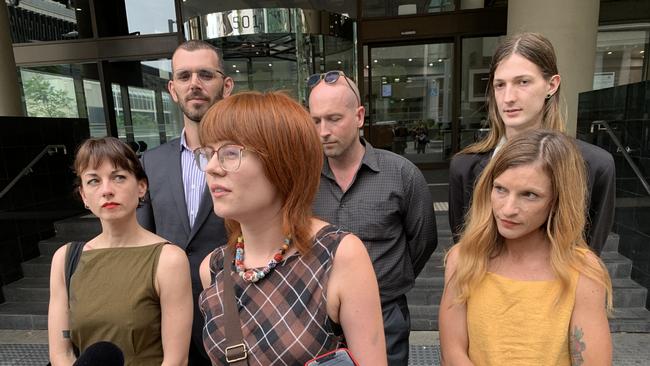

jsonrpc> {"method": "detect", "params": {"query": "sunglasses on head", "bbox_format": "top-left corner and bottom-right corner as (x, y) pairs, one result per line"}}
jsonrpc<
(307, 70), (360, 105)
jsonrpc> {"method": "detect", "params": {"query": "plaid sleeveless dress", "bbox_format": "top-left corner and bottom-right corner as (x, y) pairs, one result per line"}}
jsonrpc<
(199, 225), (346, 366)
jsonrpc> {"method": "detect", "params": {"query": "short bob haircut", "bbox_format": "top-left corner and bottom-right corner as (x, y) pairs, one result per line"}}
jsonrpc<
(464, 32), (564, 154)
(73, 137), (148, 194)
(199, 91), (323, 255)
(452, 130), (612, 311)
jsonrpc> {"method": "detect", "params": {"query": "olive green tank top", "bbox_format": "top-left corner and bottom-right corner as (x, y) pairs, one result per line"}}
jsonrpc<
(69, 242), (167, 366)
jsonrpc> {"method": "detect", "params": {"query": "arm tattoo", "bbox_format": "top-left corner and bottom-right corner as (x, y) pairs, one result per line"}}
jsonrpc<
(570, 326), (586, 366)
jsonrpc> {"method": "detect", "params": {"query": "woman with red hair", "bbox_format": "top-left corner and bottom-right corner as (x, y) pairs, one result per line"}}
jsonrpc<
(196, 91), (386, 365)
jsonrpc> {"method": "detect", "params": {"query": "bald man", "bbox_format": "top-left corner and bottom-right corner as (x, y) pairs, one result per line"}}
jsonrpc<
(309, 71), (437, 365)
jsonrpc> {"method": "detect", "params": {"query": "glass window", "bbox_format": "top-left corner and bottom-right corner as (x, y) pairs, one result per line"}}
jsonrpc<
(367, 43), (454, 162)
(8, 0), (93, 42)
(362, 0), (455, 18)
(181, 1), (356, 24)
(109, 59), (181, 150)
(459, 36), (502, 149)
(123, 0), (177, 35)
(20, 68), (79, 118)
(594, 29), (649, 90)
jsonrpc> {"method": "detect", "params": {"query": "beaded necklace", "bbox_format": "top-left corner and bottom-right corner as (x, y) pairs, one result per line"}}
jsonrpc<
(234, 235), (291, 283)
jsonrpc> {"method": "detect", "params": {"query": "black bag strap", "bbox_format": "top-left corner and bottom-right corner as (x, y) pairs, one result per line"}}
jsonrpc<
(222, 247), (249, 366)
(64, 241), (86, 304)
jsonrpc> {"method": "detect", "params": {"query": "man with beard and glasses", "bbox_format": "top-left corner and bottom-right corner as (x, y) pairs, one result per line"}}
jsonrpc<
(137, 40), (234, 366)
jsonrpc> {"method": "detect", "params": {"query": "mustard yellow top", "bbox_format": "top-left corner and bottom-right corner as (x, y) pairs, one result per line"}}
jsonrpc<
(69, 243), (167, 366)
(467, 268), (579, 366)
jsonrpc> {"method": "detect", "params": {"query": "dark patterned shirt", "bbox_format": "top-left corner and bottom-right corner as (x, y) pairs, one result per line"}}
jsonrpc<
(313, 139), (437, 304)
(199, 225), (345, 366)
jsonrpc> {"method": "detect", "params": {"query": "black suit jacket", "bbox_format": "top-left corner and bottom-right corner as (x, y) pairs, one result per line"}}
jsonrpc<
(137, 138), (226, 360)
(448, 139), (615, 255)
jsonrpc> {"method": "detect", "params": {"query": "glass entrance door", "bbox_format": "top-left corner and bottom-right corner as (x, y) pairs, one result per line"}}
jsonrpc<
(366, 42), (454, 166)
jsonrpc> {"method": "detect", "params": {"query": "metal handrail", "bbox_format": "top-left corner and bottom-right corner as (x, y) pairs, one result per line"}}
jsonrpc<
(0, 144), (67, 200)
(591, 120), (650, 196)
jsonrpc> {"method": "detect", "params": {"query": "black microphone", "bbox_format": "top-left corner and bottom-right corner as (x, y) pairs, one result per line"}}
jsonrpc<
(73, 341), (125, 366)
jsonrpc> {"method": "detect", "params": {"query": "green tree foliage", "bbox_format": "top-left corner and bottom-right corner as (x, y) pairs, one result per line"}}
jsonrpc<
(23, 74), (75, 117)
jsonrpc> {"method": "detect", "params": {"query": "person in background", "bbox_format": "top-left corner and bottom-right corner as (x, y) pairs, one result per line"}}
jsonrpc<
(197, 91), (386, 365)
(137, 40), (234, 366)
(309, 71), (437, 365)
(448, 32), (615, 255)
(48, 137), (192, 366)
(440, 129), (613, 365)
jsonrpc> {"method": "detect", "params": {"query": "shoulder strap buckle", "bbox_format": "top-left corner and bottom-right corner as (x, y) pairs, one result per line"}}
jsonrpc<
(225, 343), (247, 363)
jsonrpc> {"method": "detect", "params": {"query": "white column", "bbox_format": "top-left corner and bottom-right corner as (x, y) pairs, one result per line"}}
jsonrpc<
(508, 0), (600, 136)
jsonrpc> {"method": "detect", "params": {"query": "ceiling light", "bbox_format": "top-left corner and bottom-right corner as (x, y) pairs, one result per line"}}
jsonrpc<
(394, 78), (400, 82)
(232, 65), (237, 68)
(268, 63), (273, 67)
(408, 58), (413, 62)
(235, 70), (240, 73)
(607, 51), (612, 55)
(428, 63), (433, 66)
(337, 60), (342, 65)
(373, 60), (378, 63)
(641, 50), (645, 54)
(438, 59), (443, 62)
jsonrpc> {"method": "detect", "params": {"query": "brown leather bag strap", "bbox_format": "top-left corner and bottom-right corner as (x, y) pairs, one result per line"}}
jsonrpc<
(222, 247), (249, 365)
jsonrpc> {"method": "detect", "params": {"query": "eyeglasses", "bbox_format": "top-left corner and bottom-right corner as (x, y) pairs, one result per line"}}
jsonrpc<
(307, 70), (360, 105)
(173, 69), (225, 84)
(193, 144), (255, 172)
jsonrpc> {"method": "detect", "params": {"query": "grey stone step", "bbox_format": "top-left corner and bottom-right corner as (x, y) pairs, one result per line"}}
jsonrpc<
(0, 302), (48, 330)
(602, 251), (633, 279)
(38, 238), (67, 257)
(602, 233), (619, 253)
(612, 278), (648, 308)
(409, 305), (439, 331)
(609, 307), (650, 332)
(53, 215), (101, 241)
(20, 257), (52, 278)
(2, 278), (50, 302)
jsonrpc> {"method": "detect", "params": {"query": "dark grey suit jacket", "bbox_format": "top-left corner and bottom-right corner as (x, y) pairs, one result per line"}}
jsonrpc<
(448, 139), (616, 255)
(136, 137), (227, 359)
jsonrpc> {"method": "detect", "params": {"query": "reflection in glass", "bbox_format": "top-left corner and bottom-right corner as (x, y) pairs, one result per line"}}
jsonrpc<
(124, 0), (177, 35)
(21, 69), (79, 118)
(109, 59), (182, 150)
(368, 43), (454, 162)
(363, 0), (455, 17)
(181, 1), (356, 23)
(460, 36), (501, 149)
(594, 29), (649, 90)
(8, 0), (93, 42)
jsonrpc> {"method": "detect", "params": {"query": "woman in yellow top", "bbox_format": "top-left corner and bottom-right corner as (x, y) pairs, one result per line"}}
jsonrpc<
(439, 130), (613, 365)
(48, 137), (193, 365)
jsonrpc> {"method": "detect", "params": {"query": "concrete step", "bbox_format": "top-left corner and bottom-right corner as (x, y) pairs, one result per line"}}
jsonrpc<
(407, 277), (445, 305)
(602, 251), (633, 279)
(38, 238), (67, 257)
(613, 278), (648, 308)
(20, 257), (52, 278)
(602, 233), (619, 253)
(409, 305), (439, 331)
(53, 215), (101, 241)
(2, 278), (49, 302)
(0, 302), (48, 330)
(609, 307), (650, 332)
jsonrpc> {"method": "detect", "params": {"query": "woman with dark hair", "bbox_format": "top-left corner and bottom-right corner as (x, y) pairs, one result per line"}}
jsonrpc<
(48, 137), (193, 366)
(197, 91), (386, 365)
(448, 32), (615, 254)
(440, 130), (613, 365)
